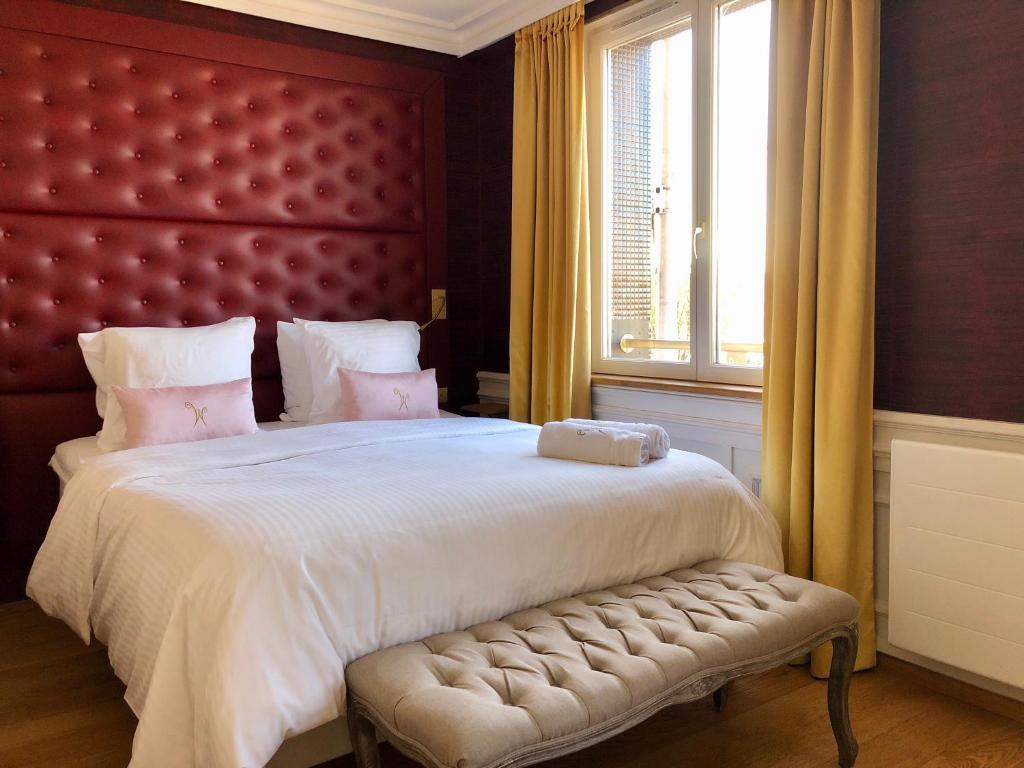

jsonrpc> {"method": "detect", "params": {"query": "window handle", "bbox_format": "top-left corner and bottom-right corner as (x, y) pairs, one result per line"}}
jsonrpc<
(692, 223), (704, 261)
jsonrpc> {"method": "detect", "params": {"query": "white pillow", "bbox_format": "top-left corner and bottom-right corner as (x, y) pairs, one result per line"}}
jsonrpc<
(277, 321), (314, 422)
(277, 320), (394, 422)
(79, 317), (256, 451)
(298, 319), (420, 424)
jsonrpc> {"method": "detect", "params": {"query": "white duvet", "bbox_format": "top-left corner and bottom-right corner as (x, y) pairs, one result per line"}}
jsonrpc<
(28, 418), (782, 768)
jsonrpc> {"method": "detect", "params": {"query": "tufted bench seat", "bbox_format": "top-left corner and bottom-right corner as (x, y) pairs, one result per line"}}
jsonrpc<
(345, 560), (860, 768)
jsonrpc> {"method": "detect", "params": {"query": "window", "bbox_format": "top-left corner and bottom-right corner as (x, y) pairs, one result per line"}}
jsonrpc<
(587, 0), (771, 385)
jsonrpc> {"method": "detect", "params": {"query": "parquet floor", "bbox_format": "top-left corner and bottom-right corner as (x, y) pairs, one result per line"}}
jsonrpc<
(2, 600), (1022, 768)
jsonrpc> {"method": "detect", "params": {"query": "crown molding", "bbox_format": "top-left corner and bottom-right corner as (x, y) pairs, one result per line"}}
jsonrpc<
(180, 0), (576, 56)
(453, 0), (576, 54)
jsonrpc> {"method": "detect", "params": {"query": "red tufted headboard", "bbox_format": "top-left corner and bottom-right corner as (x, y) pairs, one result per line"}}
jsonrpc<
(0, 0), (448, 601)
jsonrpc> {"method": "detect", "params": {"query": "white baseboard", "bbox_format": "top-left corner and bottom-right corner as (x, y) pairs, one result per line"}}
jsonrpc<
(476, 370), (510, 404)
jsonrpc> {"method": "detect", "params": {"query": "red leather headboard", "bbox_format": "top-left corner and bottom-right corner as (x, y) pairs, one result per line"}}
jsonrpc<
(0, 0), (448, 601)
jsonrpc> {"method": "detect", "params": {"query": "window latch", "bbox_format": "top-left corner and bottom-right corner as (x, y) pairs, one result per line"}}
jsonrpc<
(692, 223), (705, 261)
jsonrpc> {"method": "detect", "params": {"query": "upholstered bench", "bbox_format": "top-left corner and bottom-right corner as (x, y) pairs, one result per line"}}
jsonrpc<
(345, 560), (860, 768)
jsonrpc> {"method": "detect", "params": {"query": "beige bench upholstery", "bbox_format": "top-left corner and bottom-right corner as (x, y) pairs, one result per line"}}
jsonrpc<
(346, 560), (860, 768)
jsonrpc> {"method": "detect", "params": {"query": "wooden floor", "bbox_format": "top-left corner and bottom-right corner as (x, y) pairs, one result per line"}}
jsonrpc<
(2, 600), (1023, 768)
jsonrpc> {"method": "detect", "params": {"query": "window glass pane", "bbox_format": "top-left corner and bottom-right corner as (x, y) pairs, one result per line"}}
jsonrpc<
(603, 22), (693, 364)
(713, 0), (770, 368)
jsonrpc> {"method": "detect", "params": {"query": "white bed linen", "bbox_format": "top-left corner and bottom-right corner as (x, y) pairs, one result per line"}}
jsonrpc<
(50, 416), (461, 486)
(50, 435), (107, 486)
(29, 418), (782, 768)
(50, 420), (304, 488)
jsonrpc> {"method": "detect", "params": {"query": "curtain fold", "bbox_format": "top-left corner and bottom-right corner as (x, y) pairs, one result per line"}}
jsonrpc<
(762, 0), (880, 677)
(509, 1), (591, 425)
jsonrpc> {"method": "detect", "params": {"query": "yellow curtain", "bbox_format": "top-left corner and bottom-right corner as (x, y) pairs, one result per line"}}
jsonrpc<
(762, 0), (880, 677)
(509, 2), (591, 425)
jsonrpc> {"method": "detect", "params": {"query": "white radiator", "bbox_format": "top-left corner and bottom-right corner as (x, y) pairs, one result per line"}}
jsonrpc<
(889, 440), (1024, 688)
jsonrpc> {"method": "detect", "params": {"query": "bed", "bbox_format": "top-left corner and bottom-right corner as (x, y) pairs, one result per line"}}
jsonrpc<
(30, 417), (782, 767)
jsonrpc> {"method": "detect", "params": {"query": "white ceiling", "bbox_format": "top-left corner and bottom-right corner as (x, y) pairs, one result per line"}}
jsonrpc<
(181, 0), (577, 56)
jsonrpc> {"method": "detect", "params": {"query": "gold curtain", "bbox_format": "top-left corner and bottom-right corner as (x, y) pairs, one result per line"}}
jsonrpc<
(762, 0), (880, 677)
(509, 2), (591, 425)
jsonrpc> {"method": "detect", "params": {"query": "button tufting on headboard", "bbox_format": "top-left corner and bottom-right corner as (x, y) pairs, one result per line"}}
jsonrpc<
(0, 0), (447, 602)
(0, 28), (426, 231)
(0, 213), (428, 393)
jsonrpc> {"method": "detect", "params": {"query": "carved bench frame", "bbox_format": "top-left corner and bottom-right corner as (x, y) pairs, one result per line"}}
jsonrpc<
(347, 622), (859, 768)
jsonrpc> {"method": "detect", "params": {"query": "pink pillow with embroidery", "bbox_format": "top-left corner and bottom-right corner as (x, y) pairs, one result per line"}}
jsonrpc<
(112, 378), (258, 448)
(337, 367), (440, 421)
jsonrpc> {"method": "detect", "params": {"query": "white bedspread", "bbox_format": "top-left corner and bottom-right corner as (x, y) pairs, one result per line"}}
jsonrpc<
(28, 418), (782, 768)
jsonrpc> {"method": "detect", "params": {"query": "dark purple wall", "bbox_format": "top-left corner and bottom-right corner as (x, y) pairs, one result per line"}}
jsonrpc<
(875, 0), (1024, 422)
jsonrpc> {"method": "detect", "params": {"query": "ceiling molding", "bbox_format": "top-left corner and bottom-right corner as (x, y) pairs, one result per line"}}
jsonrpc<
(453, 0), (578, 55)
(180, 0), (577, 56)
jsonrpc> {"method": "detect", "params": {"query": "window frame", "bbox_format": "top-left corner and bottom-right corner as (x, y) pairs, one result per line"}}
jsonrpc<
(585, 0), (766, 387)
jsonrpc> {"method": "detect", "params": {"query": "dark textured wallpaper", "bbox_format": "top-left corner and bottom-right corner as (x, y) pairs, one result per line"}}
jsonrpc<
(875, 0), (1024, 422)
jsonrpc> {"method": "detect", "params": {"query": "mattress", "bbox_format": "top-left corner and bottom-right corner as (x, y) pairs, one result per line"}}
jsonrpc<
(50, 435), (107, 487)
(29, 418), (782, 768)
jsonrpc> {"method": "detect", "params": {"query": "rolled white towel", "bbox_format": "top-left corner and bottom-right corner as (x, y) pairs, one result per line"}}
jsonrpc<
(566, 418), (670, 459)
(537, 421), (650, 467)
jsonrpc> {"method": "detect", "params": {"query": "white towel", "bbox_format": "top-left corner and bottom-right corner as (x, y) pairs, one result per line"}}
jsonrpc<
(566, 418), (670, 459)
(537, 422), (650, 467)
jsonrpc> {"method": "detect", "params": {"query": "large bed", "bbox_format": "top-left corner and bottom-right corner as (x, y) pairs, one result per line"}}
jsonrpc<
(30, 417), (781, 767)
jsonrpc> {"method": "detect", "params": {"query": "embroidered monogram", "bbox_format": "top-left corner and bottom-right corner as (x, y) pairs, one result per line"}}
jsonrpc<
(184, 401), (208, 428)
(393, 387), (410, 412)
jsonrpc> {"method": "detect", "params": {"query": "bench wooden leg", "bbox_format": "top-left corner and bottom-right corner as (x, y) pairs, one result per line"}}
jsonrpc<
(827, 628), (859, 768)
(712, 681), (731, 712)
(347, 702), (381, 768)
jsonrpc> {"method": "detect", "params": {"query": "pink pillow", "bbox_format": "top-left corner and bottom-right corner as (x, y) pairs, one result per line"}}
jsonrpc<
(112, 378), (258, 449)
(337, 367), (440, 421)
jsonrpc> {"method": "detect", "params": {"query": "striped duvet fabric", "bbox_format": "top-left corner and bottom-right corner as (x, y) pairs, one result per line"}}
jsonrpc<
(28, 418), (782, 768)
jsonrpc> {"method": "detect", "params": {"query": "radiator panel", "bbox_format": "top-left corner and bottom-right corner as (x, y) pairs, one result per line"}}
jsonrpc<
(889, 440), (1024, 689)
